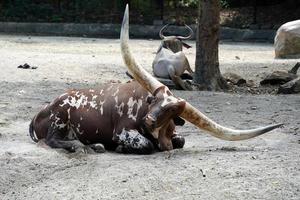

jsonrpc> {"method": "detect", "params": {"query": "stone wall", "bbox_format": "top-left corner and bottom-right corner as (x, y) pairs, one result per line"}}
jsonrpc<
(0, 22), (276, 42)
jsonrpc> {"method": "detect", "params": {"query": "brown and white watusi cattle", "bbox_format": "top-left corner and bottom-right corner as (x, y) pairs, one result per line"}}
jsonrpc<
(30, 81), (186, 154)
(29, 5), (282, 154)
(152, 24), (194, 90)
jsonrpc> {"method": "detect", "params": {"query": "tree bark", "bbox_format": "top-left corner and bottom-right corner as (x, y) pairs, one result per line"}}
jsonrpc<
(194, 0), (228, 91)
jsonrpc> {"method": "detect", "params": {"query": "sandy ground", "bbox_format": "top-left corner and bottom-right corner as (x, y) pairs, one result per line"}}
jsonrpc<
(0, 34), (299, 200)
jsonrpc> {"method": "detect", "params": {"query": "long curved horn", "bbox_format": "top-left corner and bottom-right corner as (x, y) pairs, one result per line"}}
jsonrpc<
(177, 24), (194, 40)
(120, 5), (282, 140)
(120, 5), (164, 94)
(181, 102), (283, 141)
(159, 24), (169, 39)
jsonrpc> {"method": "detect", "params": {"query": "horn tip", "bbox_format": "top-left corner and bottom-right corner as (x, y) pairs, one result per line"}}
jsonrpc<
(274, 123), (284, 128)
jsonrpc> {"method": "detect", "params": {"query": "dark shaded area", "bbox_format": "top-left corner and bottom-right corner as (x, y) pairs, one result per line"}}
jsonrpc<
(221, 1), (300, 29)
(0, 1), (299, 27)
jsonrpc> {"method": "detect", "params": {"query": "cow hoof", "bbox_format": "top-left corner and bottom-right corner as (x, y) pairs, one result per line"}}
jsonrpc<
(89, 144), (105, 153)
(69, 143), (94, 154)
(172, 136), (185, 149)
(184, 81), (193, 91)
(115, 145), (127, 154)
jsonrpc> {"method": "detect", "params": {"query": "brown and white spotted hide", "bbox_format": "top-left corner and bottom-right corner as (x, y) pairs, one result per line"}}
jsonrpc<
(29, 80), (185, 154)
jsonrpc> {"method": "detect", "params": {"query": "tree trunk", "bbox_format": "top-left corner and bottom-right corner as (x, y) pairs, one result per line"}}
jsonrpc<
(194, 0), (228, 91)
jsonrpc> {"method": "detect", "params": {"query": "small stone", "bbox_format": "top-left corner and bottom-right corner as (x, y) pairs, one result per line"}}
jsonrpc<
(250, 106), (257, 110)
(251, 156), (257, 160)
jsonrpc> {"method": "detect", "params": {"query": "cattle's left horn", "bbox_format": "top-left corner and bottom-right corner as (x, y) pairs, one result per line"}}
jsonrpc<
(180, 102), (283, 141)
(120, 4), (164, 94)
(159, 24), (169, 39)
(177, 24), (194, 40)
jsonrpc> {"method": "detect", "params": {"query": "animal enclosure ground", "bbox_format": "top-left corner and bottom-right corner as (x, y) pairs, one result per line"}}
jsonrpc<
(0, 35), (299, 200)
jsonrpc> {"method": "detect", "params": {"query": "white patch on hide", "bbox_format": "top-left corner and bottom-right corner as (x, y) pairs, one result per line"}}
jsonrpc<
(118, 129), (148, 149)
(51, 114), (66, 129)
(99, 89), (104, 95)
(59, 94), (88, 109)
(116, 102), (125, 117)
(99, 100), (105, 115)
(112, 87), (119, 97)
(67, 108), (71, 120)
(114, 96), (125, 117)
(127, 97), (143, 121)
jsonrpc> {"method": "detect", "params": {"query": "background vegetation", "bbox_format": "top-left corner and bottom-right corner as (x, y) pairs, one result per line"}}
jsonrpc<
(0, 0), (299, 28)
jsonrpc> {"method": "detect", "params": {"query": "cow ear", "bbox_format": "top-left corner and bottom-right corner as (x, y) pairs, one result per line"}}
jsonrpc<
(146, 96), (155, 104)
(182, 42), (192, 49)
(173, 116), (185, 126)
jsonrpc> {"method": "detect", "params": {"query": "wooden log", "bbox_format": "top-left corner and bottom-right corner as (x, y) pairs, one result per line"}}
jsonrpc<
(278, 77), (300, 94)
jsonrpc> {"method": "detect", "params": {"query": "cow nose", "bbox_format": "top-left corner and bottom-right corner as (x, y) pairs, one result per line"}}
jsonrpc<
(145, 115), (156, 126)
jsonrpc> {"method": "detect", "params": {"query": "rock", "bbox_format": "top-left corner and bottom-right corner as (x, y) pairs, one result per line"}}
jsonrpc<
(17, 63), (38, 69)
(278, 77), (300, 94)
(274, 20), (300, 58)
(17, 63), (30, 69)
(223, 72), (246, 86)
(260, 70), (297, 85)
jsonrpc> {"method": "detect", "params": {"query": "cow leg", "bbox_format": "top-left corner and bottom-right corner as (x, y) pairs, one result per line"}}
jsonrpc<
(45, 125), (88, 153)
(184, 57), (194, 75)
(168, 67), (192, 90)
(114, 129), (155, 154)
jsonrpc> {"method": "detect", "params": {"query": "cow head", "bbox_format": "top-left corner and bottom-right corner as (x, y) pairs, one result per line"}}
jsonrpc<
(121, 5), (282, 150)
(144, 86), (185, 131)
(142, 86), (186, 150)
(158, 24), (193, 53)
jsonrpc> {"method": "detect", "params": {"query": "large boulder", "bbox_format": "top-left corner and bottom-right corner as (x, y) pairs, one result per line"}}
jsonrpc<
(274, 20), (300, 58)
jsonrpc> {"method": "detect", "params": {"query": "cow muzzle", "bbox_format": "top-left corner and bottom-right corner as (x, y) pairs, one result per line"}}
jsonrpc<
(144, 115), (157, 130)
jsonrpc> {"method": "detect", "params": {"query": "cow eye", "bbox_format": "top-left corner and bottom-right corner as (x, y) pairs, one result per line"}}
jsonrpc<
(170, 107), (177, 112)
(146, 96), (155, 104)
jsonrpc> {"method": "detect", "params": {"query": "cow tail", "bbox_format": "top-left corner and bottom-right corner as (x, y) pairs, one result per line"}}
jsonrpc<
(29, 117), (39, 143)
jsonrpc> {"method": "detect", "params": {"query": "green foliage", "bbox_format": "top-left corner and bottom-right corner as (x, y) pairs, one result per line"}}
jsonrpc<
(220, 0), (229, 8)
(0, 0), (230, 23)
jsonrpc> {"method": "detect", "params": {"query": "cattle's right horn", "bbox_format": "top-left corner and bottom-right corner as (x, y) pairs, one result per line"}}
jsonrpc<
(120, 4), (164, 94)
(180, 102), (283, 141)
(177, 24), (194, 40)
(159, 24), (169, 39)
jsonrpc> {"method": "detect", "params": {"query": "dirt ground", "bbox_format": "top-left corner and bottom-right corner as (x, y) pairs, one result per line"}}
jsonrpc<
(0, 34), (299, 200)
